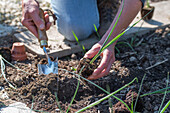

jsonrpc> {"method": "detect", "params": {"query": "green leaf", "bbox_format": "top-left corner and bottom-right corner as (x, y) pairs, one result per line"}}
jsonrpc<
(90, 3), (154, 63)
(72, 31), (86, 54)
(160, 100), (170, 113)
(90, 0), (125, 64)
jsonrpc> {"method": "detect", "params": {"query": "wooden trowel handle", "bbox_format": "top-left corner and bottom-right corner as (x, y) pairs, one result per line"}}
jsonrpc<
(38, 8), (48, 48)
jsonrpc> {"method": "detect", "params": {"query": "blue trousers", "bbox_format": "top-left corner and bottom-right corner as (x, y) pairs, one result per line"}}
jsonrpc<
(51, 0), (99, 41)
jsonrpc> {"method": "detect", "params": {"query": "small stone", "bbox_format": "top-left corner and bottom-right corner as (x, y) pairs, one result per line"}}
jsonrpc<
(167, 33), (170, 36)
(56, 109), (60, 111)
(14, 75), (22, 86)
(154, 111), (158, 113)
(71, 54), (77, 59)
(154, 106), (158, 110)
(120, 90), (126, 94)
(0, 92), (9, 99)
(166, 47), (170, 52)
(101, 100), (108, 105)
(129, 56), (137, 62)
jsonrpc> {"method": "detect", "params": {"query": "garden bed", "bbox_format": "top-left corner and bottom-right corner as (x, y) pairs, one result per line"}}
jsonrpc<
(0, 24), (169, 112)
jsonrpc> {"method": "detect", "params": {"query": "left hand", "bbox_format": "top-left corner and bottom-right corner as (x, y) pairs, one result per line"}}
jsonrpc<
(84, 38), (116, 80)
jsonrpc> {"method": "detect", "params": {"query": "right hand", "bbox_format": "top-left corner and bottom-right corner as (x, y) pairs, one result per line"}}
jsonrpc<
(21, 0), (51, 38)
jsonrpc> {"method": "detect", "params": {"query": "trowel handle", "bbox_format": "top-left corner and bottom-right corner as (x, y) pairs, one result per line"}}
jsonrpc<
(37, 8), (48, 48)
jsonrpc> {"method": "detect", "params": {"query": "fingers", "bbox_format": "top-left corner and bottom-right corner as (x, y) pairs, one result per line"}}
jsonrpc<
(21, 18), (38, 37)
(27, 25), (39, 38)
(84, 48), (99, 58)
(87, 47), (115, 80)
(30, 9), (45, 30)
(84, 43), (101, 58)
(21, 9), (51, 38)
(88, 59), (113, 80)
(44, 13), (51, 30)
(93, 50), (112, 75)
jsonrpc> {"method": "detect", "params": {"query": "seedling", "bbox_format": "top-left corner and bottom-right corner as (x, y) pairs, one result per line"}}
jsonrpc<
(90, 0), (153, 64)
(72, 31), (86, 54)
(93, 24), (101, 39)
(158, 72), (169, 113)
(146, 0), (150, 8)
(160, 100), (170, 113)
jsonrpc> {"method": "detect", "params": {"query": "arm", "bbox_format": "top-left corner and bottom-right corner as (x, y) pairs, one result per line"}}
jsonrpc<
(21, 0), (51, 38)
(84, 0), (142, 80)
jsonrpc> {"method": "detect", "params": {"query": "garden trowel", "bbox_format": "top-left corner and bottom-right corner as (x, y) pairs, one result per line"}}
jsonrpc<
(37, 8), (58, 75)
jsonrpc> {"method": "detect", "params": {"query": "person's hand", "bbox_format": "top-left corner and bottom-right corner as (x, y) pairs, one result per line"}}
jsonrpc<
(84, 36), (116, 80)
(21, 0), (51, 38)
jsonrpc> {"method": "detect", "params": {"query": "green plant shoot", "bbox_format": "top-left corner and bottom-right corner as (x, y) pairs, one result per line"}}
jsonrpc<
(160, 100), (170, 113)
(72, 31), (86, 54)
(146, 0), (150, 8)
(93, 24), (101, 39)
(76, 77), (138, 113)
(90, 0), (125, 64)
(90, 4), (154, 64)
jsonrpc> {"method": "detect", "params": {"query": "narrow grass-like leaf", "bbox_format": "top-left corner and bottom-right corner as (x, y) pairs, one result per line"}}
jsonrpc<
(66, 66), (83, 113)
(116, 41), (136, 52)
(160, 100), (170, 113)
(75, 78), (138, 113)
(158, 72), (169, 112)
(93, 24), (101, 39)
(106, 84), (113, 113)
(131, 92), (134, 113)
(66, 77), (80, 113)
(134, 74), (146, 112)
(55, 92), (63, 113)
(90, 5), (154, 63)
(1, 55), (29, 74)
(72, 31), (86, 54)
(115, 46), (120, 55)
(30, 96), (34, 113)
(140, 87), (170, 97)
(0, 55), (16, 89)
(90, 0), (125, 64)
(59, 68), (138, 112)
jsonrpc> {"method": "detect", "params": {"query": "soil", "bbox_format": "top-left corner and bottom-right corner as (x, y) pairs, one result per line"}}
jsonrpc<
(0, 24), (169, 112)
(0, 0), (170, 111)
(0, 47), (11, 62)
(77, 58), (100, 78)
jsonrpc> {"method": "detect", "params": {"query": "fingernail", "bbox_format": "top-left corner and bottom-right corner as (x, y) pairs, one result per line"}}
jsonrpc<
(39, 24), (45, 29)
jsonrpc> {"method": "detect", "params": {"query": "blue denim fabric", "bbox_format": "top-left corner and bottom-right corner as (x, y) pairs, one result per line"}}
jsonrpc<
(141, 0), (146, 7)
(51, 0), (99, 41)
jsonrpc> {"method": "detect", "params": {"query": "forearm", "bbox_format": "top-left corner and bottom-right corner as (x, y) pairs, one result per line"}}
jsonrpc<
(100, 0), (142, 45)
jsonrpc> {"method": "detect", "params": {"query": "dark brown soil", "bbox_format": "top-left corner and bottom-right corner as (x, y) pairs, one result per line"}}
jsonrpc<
(0, 25), (169, 113)
(0, 25), (170, 113)
(0, 47), (11, 62)
(77, 58), (99, 78)
(112, 90), (143, 113)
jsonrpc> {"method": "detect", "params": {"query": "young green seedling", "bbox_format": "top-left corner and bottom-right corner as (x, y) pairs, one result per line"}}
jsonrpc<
(93, 24), (101, 39)
(90, 0), (153, 64)
(146, 0), (150, 8)
(160, 100), (170, 113)
(59, 68), (138, 113)
(158, 72), (169, 113)
(72, 31), (86, 54)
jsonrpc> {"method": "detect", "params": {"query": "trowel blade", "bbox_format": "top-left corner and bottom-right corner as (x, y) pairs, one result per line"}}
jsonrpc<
(38, 62), (58, 75)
